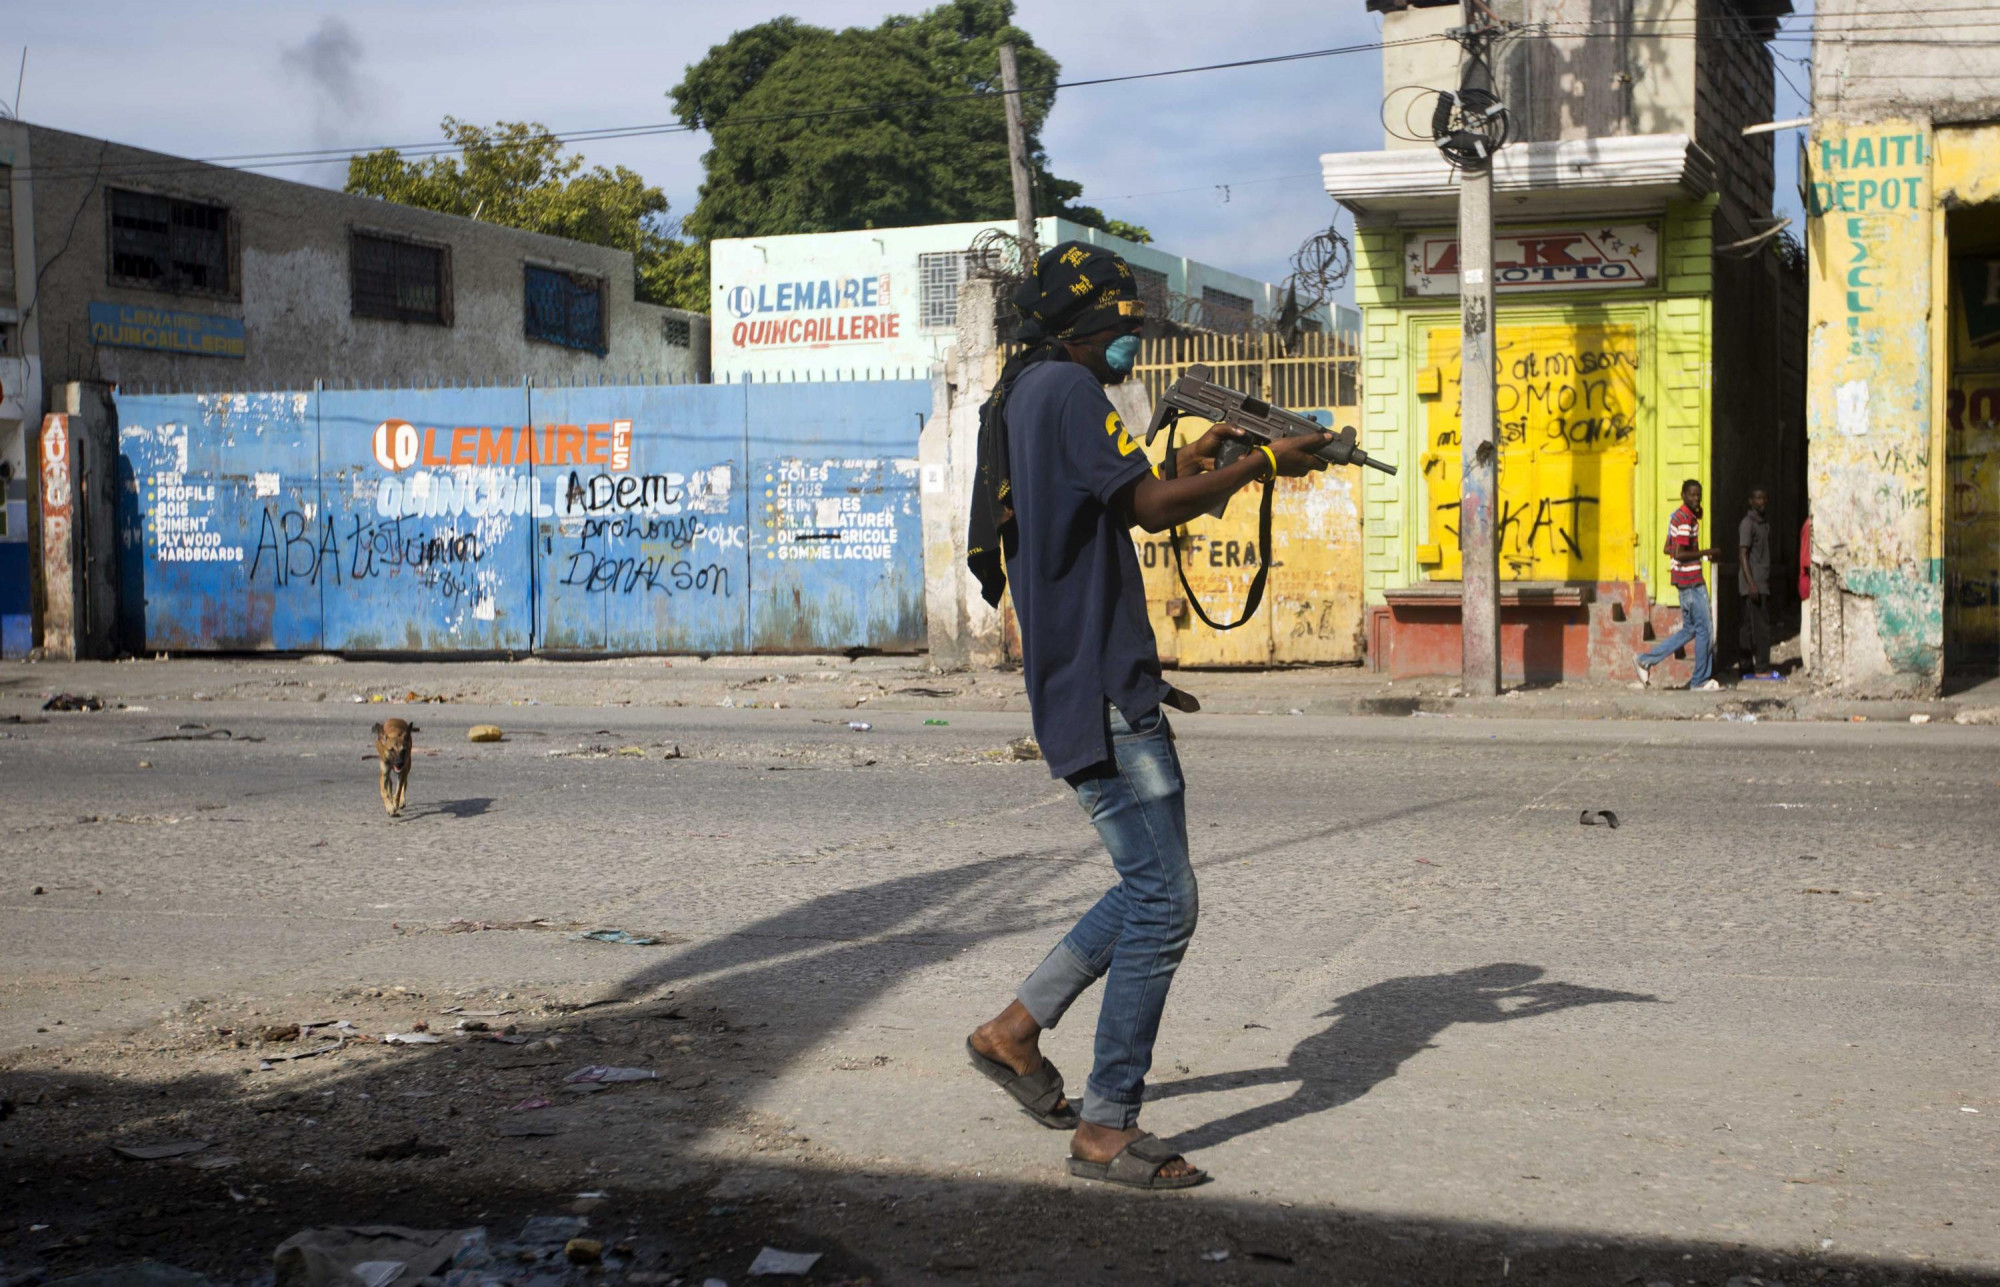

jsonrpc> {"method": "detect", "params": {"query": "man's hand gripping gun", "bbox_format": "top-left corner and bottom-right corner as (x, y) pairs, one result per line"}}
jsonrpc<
(1143, 363), (1397, 517)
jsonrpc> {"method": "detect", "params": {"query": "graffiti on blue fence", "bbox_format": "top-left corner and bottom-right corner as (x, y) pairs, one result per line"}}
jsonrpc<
(249, 506), (491, 603)
(118, 380), (935, 652)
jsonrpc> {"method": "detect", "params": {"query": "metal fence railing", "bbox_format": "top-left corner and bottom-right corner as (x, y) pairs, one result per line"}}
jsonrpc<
(1132, 329), (1361, 412)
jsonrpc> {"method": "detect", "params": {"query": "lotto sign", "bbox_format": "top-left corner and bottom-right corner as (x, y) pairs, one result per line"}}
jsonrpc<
(1404, 225), (1658, 297)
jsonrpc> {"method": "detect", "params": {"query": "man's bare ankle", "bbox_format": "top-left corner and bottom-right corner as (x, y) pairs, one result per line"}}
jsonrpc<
(971, 1019), (1040, 1072)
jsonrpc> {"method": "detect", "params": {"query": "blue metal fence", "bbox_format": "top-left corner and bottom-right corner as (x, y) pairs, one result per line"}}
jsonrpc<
(115, 379), (933, 654)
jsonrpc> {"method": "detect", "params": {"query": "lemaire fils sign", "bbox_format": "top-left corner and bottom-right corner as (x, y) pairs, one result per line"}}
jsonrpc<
(724, 273), (899, 350)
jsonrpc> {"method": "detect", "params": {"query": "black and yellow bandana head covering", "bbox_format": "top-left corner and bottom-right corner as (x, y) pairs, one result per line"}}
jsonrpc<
(1012, 240), (1145, 344)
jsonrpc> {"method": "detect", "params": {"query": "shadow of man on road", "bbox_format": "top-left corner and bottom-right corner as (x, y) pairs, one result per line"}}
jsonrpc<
(1153, 963), (1659, 1153)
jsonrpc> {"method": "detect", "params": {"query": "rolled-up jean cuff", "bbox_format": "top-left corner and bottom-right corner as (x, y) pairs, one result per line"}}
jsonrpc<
(1016, 939), (1098, 1029)
(1082, 1088), (1142, 1130)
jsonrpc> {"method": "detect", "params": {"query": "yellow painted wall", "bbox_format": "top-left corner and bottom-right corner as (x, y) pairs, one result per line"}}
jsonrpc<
(1134, 410), (1365, 666)
(1415, 321), (1640, 582)
(1804, 118), (1942, 686)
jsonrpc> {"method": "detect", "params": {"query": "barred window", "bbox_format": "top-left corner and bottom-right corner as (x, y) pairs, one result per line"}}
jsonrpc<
(662, 314), (692, 348)
(351, 232), (450, 325)
(108, 189), (233, 295)
(524, 265), (607, 354)
(1200, 286), (1255, 333)
(918, 251), (971, 331)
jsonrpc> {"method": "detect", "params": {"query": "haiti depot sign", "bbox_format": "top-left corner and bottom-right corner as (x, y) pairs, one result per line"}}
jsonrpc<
(1403, 225), (1658, 297)
(724, 273), (900, 350)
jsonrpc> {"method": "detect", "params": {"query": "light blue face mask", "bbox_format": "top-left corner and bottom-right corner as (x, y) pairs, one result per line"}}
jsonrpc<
(1105, 333), (1141, 375)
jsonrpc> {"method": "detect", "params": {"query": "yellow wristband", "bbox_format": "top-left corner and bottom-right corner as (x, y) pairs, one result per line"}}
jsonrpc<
(1257, 445), (1279, 482)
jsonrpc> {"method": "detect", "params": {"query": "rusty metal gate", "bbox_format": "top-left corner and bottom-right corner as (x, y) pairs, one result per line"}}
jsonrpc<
(1130, 330), (1365, 666)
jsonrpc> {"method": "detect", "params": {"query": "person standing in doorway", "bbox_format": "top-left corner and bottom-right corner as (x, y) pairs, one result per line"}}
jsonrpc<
(961, 241), (1333, 1190)
(1636, 479), (1722, 691)
(1738, 486), (1781, 680)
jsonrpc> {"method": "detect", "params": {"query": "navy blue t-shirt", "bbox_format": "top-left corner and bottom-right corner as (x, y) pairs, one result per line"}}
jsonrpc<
(1001, 361), (1171, 779)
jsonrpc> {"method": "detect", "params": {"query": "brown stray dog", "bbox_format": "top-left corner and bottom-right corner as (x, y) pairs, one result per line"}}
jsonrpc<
(373, 719), (417, 817)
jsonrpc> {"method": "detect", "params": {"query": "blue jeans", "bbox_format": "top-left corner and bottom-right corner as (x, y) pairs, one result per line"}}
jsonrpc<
(1016, 704), (1196, 1129)
(1639, 582), (1713, 686)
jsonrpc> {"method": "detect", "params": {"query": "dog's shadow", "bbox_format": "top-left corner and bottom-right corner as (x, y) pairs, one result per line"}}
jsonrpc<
(395, 798), (494, 821)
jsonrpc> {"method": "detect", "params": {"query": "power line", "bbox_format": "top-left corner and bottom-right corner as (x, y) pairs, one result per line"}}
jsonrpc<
(1100, 171), (1323, 202)
(13, 34), (1448, 183)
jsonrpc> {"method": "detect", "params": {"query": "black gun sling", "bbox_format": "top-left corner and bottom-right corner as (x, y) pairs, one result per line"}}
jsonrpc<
(1154, 408), (1273, 632)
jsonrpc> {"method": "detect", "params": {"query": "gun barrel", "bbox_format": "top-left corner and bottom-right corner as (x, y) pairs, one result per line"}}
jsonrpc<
(1364, 456), (1398, 477)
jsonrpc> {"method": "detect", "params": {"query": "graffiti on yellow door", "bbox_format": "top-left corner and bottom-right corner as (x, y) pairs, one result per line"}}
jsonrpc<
(1418, 322), (1639, 582)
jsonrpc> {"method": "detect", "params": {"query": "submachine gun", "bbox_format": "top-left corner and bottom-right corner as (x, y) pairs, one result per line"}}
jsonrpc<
(1141, 363), (1398, 631)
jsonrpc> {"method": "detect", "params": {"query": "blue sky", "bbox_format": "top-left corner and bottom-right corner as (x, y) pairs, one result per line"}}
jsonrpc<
(7, 1), (1811, 305)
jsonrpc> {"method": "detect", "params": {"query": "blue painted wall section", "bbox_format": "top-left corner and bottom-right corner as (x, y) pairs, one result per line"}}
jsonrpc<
(534, 384), (751, 654)
(321, 386), (536, 653)
(115, 380), (931, 654)
(120, 391), (322, 651)
(748, 383), (930, 651)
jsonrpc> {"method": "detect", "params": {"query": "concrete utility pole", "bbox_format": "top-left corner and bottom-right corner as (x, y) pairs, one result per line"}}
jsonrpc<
(1454, 6), (1501, 697)
(997, 43), (1038, 265)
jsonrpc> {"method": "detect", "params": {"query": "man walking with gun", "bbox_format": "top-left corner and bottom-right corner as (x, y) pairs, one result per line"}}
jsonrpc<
(961, 241), (1334, 1189)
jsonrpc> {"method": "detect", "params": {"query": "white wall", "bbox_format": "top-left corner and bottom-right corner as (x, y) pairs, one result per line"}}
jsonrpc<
(710, 217), (1337, 383)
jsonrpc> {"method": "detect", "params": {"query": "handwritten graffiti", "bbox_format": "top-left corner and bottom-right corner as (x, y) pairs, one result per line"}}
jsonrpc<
(560, 468), (732, 517)
(553, 501), (742, 599)
(1287, 600), (1346, 639)
(1494, 352), (1637, 450)
(557, 549), (731, 598)
(1499, 491), (1599, 571)
(250, 508), (490, 600)
(575, 514), (746, 551)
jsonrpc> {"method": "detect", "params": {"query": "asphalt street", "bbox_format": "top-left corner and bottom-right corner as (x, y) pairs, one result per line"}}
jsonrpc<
(1, 689), (1995, 1283)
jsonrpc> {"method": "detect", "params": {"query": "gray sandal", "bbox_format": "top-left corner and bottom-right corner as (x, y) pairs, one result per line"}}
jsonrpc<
(965, 1037), (1080, 1129)
(1067, 1132), (1207, 1190)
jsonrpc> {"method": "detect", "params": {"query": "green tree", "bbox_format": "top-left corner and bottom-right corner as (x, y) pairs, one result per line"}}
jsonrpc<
(1104, 220), (1153, 245)
(345, 118), (706, 312)
(672, 1), (1124, 241)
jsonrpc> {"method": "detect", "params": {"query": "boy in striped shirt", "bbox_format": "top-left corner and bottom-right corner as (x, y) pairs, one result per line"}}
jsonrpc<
(1636, 479), (1722, 691)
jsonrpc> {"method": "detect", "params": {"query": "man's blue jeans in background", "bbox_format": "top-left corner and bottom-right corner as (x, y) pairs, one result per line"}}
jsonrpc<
(1015, 704), (1197, 1130)
(1639, 582), (1714, 687)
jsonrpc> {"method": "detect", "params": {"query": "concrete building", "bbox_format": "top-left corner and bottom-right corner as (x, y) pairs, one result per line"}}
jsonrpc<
(709, 217), (1349, 383)
(0, 118), (708, 655)
(1802, 2), (2000, 695)
(1323, 0), (1804, 684)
